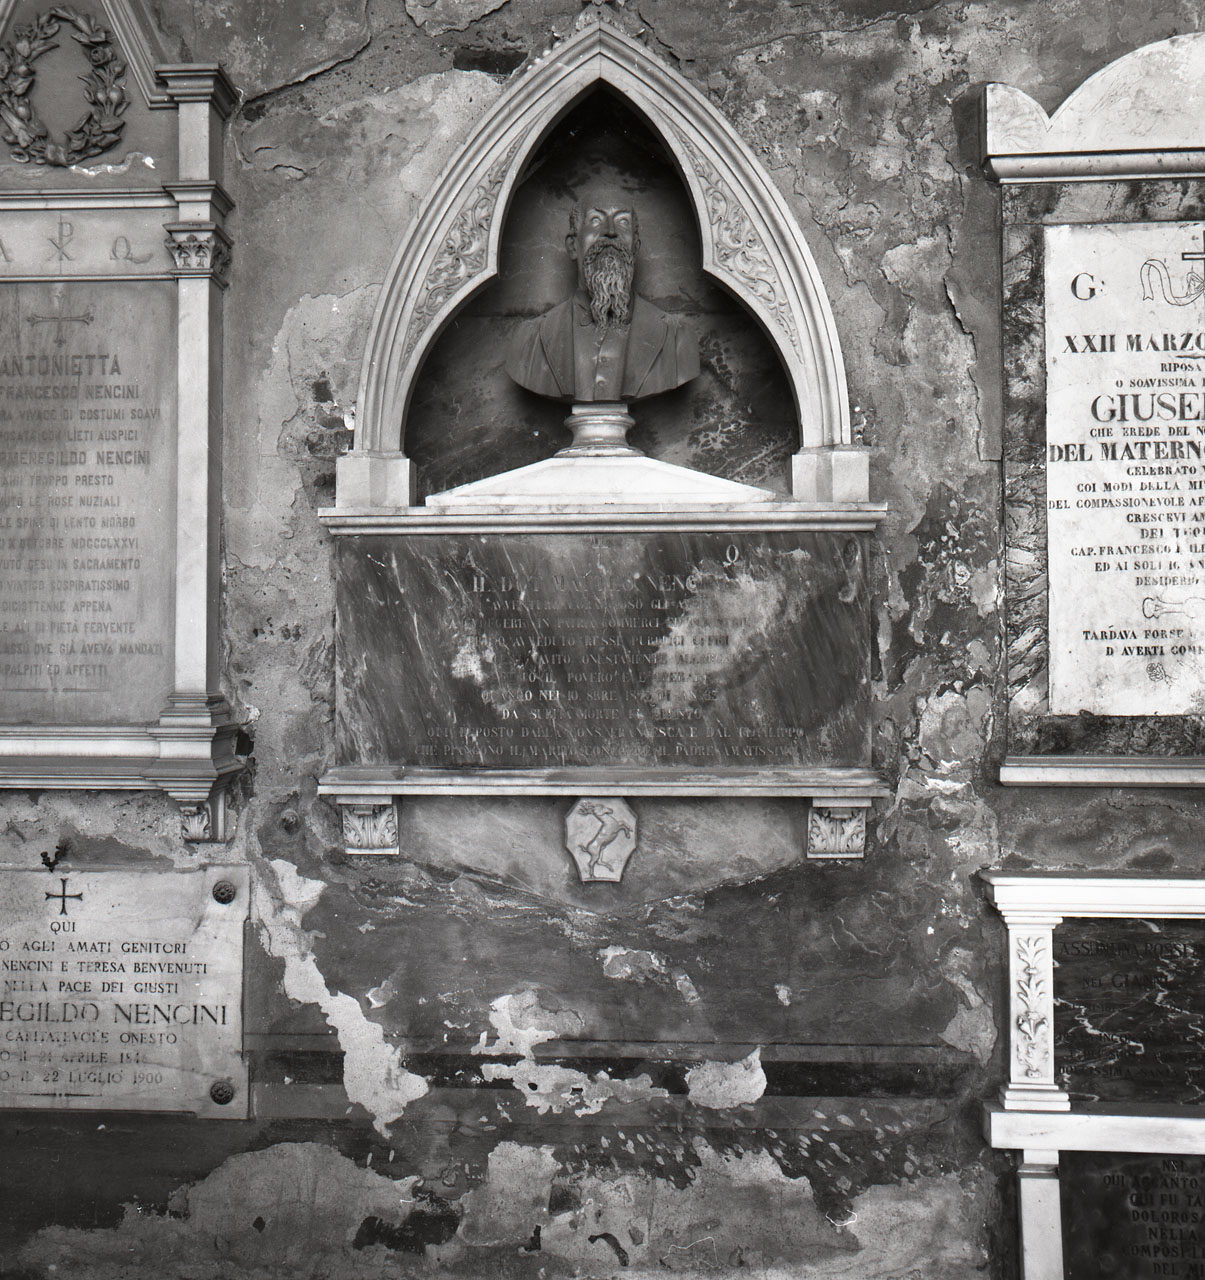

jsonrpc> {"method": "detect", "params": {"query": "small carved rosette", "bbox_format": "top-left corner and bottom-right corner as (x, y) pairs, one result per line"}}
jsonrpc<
(566, 797), (636, 883)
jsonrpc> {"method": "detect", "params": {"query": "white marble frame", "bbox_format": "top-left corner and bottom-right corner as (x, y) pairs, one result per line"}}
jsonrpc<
(0, 50), (239, 839)
(981, 33), (1205, 183)
(337, 11), (865, 510)
(987, 36), (1205, 786)
(982, 872), (1205, 1280)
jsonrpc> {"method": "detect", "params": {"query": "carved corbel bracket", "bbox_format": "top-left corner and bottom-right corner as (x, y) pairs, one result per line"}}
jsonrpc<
(339, 799), (400, 856)
(177, 787), (231, 844)
(806, 803), (868, 859)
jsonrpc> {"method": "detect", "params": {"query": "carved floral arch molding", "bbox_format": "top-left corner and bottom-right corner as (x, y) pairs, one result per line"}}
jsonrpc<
(342, 15), (861, 507)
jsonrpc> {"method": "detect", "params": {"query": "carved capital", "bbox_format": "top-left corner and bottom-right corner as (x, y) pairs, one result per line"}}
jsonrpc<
(342, 803), (399, 856)
(164, 223), (231, 282)
(807, 806), (866, 858)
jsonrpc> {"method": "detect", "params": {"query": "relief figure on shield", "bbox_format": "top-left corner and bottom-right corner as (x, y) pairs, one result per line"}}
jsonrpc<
(506, 189), (699, 404)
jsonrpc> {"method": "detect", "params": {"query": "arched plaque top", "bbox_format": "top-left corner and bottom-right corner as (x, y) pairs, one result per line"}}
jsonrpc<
(983, 32), (1205, 182)
(349, 13), (858, 505)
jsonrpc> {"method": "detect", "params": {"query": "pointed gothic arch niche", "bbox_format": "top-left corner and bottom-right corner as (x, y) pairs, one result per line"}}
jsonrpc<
(406, 87), (797, 499)
(335, 16), (866, 509)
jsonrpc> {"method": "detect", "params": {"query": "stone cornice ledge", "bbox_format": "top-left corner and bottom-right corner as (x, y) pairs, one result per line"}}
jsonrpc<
(1000, 755), (1205, 786)
(985, 1103), (1205, 1153)
(981, 33), (1205, 183)
(318, 503), (889, 534)
(981, 870), (1205, 921)
(320, 765), (890, 799)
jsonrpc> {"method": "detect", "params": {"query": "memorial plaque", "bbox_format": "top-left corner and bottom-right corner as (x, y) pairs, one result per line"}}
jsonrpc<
(336, 531), (870, 768)
(1063, 1151), (1205, 1279)
(1054, 918), (1205, 1104)
(0, 866), (248, 1117)
(0, 280), (176, 724)
(1045, 221), (1205, 715)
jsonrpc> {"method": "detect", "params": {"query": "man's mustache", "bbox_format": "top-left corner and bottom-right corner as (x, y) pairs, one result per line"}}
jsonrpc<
(585, 235), (631, 257)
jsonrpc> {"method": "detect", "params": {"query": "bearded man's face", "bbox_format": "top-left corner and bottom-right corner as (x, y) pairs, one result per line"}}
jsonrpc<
(571, 202), (638, 333)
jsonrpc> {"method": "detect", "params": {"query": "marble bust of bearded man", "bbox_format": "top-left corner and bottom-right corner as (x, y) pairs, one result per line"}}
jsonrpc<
(505, 191), (699, 404)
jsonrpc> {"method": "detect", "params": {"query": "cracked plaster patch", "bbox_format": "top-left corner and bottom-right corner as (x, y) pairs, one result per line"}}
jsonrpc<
(479, 1058), (669, 1116)
(257, 860), (428, 1134)
(472, 987), (584, 1056)
(19, 1143), (417, 1278)
(404, 0), (510, 36)
(685, 1047), (767, 1109)
(472, 988), (666, 1115)
(917, 686), (993, 774)
(600, 945), (667, 980)
(448, 1140), (985, 1276)
(232, 289), (378, 549)
(938, 946), (996, 1065)
(599, 945), (700, 1005)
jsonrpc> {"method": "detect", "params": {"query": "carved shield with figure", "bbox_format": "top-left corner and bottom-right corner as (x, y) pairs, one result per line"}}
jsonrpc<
(565, 797), (637, 883)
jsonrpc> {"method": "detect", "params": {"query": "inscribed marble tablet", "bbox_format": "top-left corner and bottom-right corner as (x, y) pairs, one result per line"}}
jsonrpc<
(1046, 221), (1205, 715)
(0, 866), (247, 1117)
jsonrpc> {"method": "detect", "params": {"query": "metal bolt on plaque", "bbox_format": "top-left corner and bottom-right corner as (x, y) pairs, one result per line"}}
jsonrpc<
(209, 1080), (235, 1105)
(211, 880), (237, 904)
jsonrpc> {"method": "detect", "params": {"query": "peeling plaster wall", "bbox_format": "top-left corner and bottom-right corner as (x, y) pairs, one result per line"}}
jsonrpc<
(6, 2), (1205, 1278)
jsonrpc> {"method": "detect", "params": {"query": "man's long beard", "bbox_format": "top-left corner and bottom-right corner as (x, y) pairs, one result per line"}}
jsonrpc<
(583, 240), (634, 334)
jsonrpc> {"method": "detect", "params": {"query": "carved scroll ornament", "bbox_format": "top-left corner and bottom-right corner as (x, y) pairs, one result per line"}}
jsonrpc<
(1013, 933), (1051, 1079)
(673, 128), (802, 361)
(399, 139), (522, 368)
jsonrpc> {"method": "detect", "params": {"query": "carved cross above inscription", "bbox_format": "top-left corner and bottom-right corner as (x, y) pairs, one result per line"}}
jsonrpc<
(43, 876), (82, 915)
(25, 287), (93, 345)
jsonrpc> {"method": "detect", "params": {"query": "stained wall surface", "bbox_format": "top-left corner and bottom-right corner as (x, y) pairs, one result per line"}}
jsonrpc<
(4, 2), (1205, 1278)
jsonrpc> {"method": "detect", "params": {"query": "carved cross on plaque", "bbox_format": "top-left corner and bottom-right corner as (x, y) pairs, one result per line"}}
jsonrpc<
(26, 291), (94, 347)
(45, 877), (83, 916)
(1183, 228), (1205, 272)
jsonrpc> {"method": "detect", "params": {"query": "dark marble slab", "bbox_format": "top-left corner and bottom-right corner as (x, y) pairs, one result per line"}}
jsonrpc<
(1063, 1151), (1205, 1280)
(336, 532), (870, 769)
(1054, 919), (1205, 1104)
